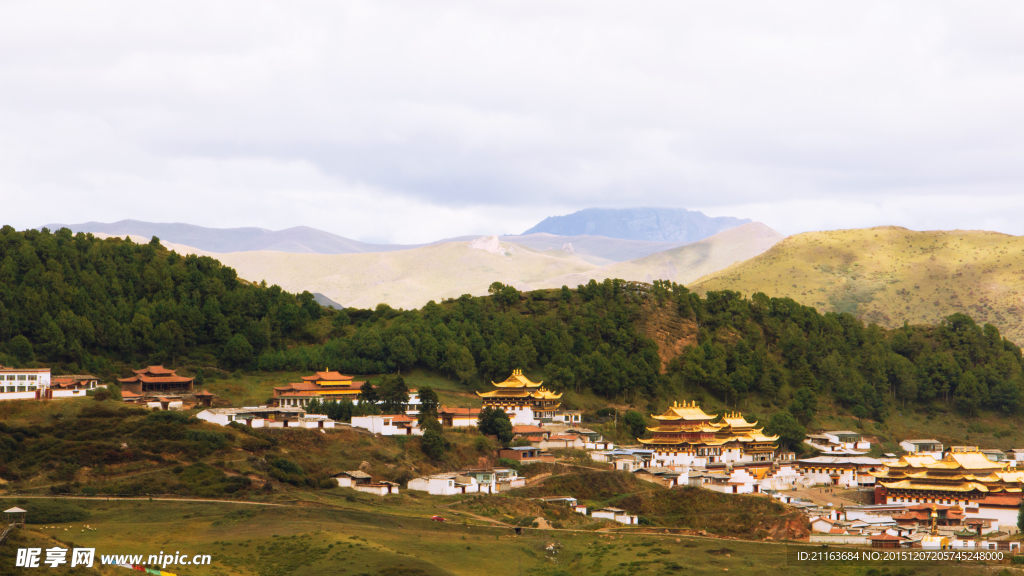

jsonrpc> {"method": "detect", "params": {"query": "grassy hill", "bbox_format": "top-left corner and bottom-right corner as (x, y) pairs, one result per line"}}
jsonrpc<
(692, 226), (1024, 343)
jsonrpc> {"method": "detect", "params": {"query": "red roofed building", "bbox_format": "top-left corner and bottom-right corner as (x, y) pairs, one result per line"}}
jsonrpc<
(893, 504), (965, 529)
(50, 375), (100, 398)
(868, 533), (910, 548)
(274, 369), (365, 407)
(118, 366), (193, 395)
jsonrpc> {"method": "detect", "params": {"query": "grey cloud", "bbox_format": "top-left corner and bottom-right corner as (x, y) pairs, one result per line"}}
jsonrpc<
(1, 1), (1023, 241)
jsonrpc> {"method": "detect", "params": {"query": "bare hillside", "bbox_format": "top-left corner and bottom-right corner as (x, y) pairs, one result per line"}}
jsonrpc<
(532, 222), (784, 289)
(160, 223), (783, 310)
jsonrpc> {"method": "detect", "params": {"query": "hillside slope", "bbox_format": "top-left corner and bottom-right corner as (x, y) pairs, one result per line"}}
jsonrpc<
(171, 240), (601, 310)
(533, 222), (784, 290)
(166, 224), (782, 310)
(692, 226), (1024, 343)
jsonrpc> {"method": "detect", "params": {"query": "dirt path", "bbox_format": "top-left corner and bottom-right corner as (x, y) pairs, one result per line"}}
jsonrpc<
(534, 516), (552, 529)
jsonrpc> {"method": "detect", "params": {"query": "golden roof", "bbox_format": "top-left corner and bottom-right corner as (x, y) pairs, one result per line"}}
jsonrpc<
(720, 412), (757, 429)
(477, 390), (531, 398)
(886, 451), (1007, 472)
(651, 400), (716, 421)
(878, 480), (989, 493)
(491, 369), (543, 388)
(476, 387), (562, 400)
(944, 451), (1005, 470)
(646, 424), (724, 433)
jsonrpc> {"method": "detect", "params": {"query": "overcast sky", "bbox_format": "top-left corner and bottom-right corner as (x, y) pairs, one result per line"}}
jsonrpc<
(3, 1), (1024, 243)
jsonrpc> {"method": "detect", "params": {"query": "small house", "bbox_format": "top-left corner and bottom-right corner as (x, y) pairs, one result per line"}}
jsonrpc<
(351, 414), (422, 436)
(899, 439), (943, 459)
(332, 470), (372, 488)
(498, 447), (555, 463)
(407, 473), (480, 495)
(592, 507), (638, 525)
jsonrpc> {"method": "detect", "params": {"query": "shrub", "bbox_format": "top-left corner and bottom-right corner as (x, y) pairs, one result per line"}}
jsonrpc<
(19, 499), (89, 524)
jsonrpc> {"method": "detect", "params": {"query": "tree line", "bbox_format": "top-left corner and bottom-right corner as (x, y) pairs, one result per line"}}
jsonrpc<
(649, 281), (1024, 427)
(0, 227), (324, 375)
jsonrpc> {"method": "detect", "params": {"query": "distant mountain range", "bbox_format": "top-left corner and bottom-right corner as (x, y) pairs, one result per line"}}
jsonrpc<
(43, 220), (418, 254)
(523, 207), (750, 242)
(161, 223), (784, 310)
(47, 207), (749, 260)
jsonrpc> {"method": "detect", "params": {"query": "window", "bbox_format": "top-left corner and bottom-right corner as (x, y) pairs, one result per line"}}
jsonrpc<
(17, 386), (25, 392)
(17, 375), (26, 381)
(28, 386), (36, 391)
(27, 375), (36, 381)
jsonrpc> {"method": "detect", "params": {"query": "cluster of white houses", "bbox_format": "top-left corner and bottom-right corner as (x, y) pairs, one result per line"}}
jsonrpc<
(21, 362), (1024, 541)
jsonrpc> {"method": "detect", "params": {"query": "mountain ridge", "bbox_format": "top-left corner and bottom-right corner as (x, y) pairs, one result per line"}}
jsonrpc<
(523, 207), (751, 242)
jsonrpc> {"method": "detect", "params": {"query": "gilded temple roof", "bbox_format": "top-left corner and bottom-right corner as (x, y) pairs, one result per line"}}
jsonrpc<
(651, 400), (717, 422)
(491, 369), (543, 388)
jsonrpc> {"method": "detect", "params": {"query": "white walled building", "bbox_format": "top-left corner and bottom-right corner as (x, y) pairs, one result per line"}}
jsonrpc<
(50, 375), (100, 398)
(796, 456), (885, 488)
(351, 414), (422, 436)
(196, 406), (334, 429)
(899, 439), (943, 459)
(0, 366), (51, 401)
(407, 473), (480, 495)
(591, 507), (638, 525)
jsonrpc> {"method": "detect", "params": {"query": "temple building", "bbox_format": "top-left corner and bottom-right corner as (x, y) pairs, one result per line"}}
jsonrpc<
(273, 369), (365, 407)
(874, 447), (1024, 528)
(638, 400), (779, 467)
(476, 369), (568, 426)
(118, 366), (194, 395)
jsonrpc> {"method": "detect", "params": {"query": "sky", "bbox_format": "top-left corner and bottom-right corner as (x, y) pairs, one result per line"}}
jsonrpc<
(3, 1), (1024, 244)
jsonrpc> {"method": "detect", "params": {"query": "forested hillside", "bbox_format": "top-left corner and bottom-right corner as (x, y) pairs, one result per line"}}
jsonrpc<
(0, 227), (325, 376)
(2, 226), (1020, 433)
(653, 284), (1024, 425)
(258, 280), (664, 401)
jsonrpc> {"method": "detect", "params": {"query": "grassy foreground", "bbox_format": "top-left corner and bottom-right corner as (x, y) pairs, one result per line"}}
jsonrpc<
(0, 497), (1005, 576)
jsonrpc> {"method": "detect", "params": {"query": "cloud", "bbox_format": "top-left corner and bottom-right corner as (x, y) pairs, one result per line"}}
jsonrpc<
(1, 1), (1024, 242)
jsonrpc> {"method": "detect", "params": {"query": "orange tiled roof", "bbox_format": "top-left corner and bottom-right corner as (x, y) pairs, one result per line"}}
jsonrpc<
(513, 425), (546, 434)
(51, 376), (96, 389)
(134, 365), (175, 375)
(118, 375), (193, 384)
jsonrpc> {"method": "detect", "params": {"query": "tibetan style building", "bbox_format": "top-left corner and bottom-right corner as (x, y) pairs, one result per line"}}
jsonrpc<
(118, 366), (194, 395)
(476, 369), (564, 426)
(874, 447), (1024, 527)
(273, 370), (364, 407)
(638, 400), (778, 467)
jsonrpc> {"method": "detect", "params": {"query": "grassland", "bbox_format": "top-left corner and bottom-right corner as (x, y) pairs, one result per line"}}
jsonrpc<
(692, 226), (1024, 343)
(0, 497), (1006, 576)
